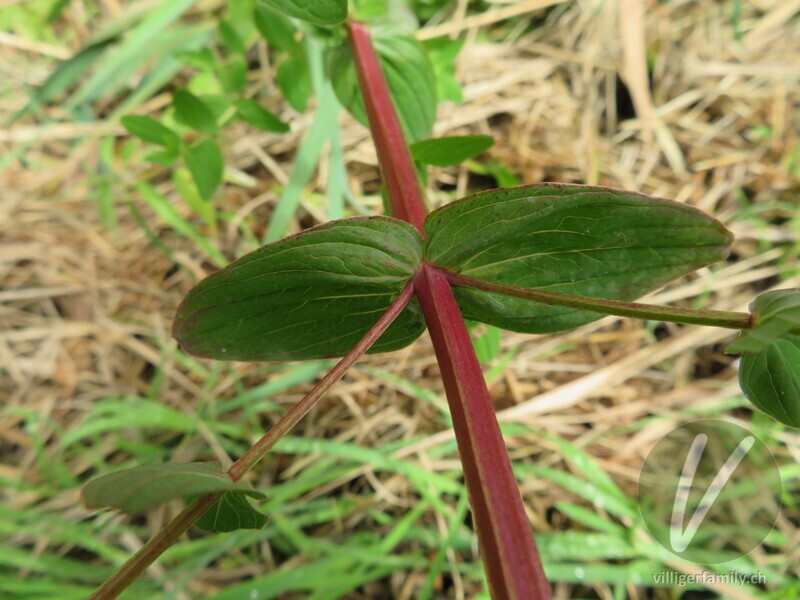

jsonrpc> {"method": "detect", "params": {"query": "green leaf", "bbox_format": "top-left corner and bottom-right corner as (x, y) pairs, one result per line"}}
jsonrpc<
(145, 148), (180, 167)
(276, 53), (312, 113)
(196, 94), (234, 125)
(172, 89), (217, 135)
(329, 33), (437, 143)
(235, 98), (290, 133)
(179, 47), (216, 71)
(219, 58), (248, 94)
(726, 289), (800, 355)
(184, 139), (224, 201)
(218, 20), (246, 55)
(174, 217), (426, 361)
(423, 37), (465, 103)
(82, 463), (264, 514)
(260, 0), (347, 25)
(173, 168), (215, 230)
(424, 183), (733, 333)
(121, 115), (180, 148)
(410, 135), (494, 167)
(352, 0), (390, 21)
(469, 322), (502, 363)
(254, 3), (299, 52)
(194, 491), (268, 532)
(739, 333), (800, 428)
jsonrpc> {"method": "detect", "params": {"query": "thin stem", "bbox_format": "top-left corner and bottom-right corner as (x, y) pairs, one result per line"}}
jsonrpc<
(440, 267), (752, 330)
(228, 280), (415, 481)
(88, 492), (223, 600)
(90, 281), (417, 600)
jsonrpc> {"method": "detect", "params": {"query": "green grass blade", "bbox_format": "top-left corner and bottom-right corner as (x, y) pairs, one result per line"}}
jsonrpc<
(64, 0), (198, 110)
(136, 180), (226, 265)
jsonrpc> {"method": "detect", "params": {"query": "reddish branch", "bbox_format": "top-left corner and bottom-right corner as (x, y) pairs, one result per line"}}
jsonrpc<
(89, 282), (417, 600)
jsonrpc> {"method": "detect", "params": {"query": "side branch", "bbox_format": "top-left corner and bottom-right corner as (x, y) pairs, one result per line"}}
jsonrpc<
(439, 267), (752, 330)
(90, 281), (417, 600)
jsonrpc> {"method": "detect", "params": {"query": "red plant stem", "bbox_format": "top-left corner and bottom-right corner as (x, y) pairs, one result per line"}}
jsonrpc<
(349, 20), (551, 599)
(415, 265), (551, 599)
(89, 281), (416, 600)
(348, 21), (427, 233)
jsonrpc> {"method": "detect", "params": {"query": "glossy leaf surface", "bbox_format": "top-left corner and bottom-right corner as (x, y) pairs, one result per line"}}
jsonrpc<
(726, 289), (800, 355)
(260, 0), (347, 25)
(425, 184), (733, 333)
(410, 135), (494, 167)
(82, 463), (264, 514)
(739, 333), (800, 427)
(329, 33), (437, 143)
(174, 217), (425, 361)
(194, 491), (268, 532)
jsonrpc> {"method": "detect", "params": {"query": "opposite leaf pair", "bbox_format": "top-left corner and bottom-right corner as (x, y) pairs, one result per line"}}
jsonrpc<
(173, 183), (732, 361)
(174, 182), (800, 429)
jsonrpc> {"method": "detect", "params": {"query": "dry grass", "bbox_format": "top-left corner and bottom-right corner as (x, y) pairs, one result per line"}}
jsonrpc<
(2, 1), (799, 599)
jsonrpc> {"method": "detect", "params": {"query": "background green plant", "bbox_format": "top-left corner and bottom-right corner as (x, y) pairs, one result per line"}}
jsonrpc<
(2, 0), (799, 598)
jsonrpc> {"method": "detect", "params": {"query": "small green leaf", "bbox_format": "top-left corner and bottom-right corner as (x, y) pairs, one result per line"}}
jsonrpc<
(179, 48), (216, 71)
(470, 322), (502, 363)
(254, 4), (299, 52)
(329, 33), (437, 143)
(739, 333), (800, 428)
(219, 58), (248, 94)
(173, 89), (217, 135)
(174, 168), (215, 230)
(411, 135), (494, 167)
(235, 98), (290, 133)
(423, 37), (465, 103)
(174, 216), (426, 361)
(121, 115), (180, 148)
(276, 53), (312, 113)
(184, 139), (224, 201)
(145, 149), (180, 167)
(218, 20), (246, 55)
(82, 463), (264, 514)
(194, 491), (268, 532)
(424, 184), (733, 333)
(197, 94), (234, 124)
(726, 289), (800, 355)
(260, 0), (347, 25)
(352, 0), (389, 21)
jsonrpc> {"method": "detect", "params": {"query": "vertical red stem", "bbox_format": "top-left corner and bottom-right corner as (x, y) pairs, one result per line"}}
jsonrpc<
(349, 21), (551, 600)
(414, 266), (551, 599)
(348, 22), (428, 233)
